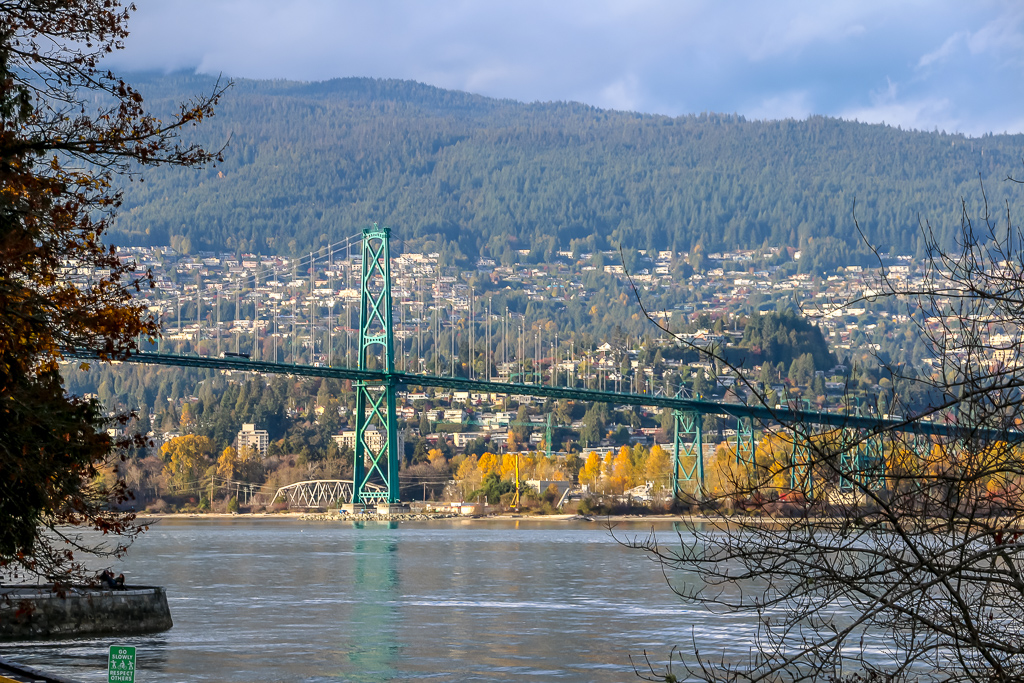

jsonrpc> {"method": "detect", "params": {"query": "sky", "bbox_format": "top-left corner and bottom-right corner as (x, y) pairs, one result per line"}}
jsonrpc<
(109, 1), (1024, 136)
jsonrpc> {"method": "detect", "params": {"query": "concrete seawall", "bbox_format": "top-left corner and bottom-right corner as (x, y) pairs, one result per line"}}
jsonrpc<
(0, 586), (172, 639)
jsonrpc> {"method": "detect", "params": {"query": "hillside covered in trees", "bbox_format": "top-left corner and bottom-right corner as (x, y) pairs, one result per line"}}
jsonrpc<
(112, 73), (1024, 268)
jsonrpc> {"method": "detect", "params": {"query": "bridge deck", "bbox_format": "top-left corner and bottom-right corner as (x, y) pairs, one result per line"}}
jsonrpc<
(67, 349), (1011, 441)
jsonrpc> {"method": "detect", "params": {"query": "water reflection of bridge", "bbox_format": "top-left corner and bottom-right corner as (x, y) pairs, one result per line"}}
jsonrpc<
(272, 480), (386, 509)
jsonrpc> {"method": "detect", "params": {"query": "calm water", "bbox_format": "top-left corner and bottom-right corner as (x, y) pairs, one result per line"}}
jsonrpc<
(0, 518), (760, 682)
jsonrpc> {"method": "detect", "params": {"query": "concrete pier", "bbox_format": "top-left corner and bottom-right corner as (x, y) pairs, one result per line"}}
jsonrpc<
(0, 586), (172, 640)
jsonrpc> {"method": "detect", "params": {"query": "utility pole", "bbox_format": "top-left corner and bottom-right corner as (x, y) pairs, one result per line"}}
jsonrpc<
(195, 272), (202, 355)
(346, 241), (351, 367)
(553, 333), (558, 387)
(254, 288), (260, 361)
(469, 287), (473, 380)
(328, 248), (333, 367)
(398, 300), (404, 372)
(272, 266), (278, 361)
(536, 331), (541, 384)
(511, 452), (521, 510)
(195, 293), (201, 354)
(418, 285), (423, 373)
(520, 323), (525, 384)
(235, 288), (240, 355)
(309, 250), (314, 365)
(291, 282), (297, 365)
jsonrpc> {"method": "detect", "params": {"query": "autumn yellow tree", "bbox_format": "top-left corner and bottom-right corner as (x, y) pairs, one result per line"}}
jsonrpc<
(161, 435), (214, 491)
(499, 453), (520, 480)
(506, 430), (522, 452)
(216, 446), (237, 480)
(179, 403), (197, 431)
(579, 451), (602, 489)
(427, 448), (447, 468)
(609, 446), (634, 494)
(477, 452), (500, 478)
(599, 452), (615, 493)
(235, 445), (263, 482)
(645, 444), (671, 491)
(699, 442), (751, 497)
(532, 453), (565, 480)
(456, 454), (481, 497)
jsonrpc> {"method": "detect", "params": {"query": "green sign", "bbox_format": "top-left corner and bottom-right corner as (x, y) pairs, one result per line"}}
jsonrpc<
(108, 645), (136, 683)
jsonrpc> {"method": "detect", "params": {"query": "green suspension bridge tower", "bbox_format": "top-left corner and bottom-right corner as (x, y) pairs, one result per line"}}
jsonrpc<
(671, 410), (704, 497)
(352, 225), (401, 507)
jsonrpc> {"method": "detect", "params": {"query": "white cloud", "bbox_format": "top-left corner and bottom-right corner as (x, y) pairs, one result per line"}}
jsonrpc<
(598, 74), (642, 111)
(104, 0), (1024, 135)
(746, 91), (813, 122)
(965, 11), (1024, 58)
(461, 65), (528, 94)
(918, 32), (965, 68)
(839, 75), (955, 131)
(741, 3), (890, 62)
(918, 8), (1024, 70)
(841, 94), (957, 133)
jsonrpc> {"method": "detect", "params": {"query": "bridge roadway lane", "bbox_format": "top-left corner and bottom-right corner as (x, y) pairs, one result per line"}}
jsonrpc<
(66, 349), (1016, 442)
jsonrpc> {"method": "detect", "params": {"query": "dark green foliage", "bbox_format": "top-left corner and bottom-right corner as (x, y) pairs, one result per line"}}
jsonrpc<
(464, 436), (491, 458)
(114, 73), (1022, 261)
(610, 425), (632, 445)
(469, 472), (513, 505)
(691, 370), (711, 397)
(735, 310), (835, 370)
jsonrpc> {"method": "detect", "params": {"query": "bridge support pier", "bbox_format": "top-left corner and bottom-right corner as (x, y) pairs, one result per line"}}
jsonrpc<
(734, 416), (756, 468)
(839, 430), (881, 492)
(671, 410), (704, 501)
(857, 434), (887, 491)
(789, 436), (813, 498)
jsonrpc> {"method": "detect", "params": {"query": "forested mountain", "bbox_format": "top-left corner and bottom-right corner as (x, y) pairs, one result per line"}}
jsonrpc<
(114, 72), (1024, 263)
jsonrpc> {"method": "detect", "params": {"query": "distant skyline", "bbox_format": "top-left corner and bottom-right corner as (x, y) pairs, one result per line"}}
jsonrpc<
(112, 1), (1024, 136)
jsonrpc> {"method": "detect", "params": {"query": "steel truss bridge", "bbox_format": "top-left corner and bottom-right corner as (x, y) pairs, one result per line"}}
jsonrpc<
(71, 226), (1013, 506)
(273, 480), (386, 509)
